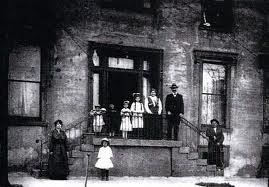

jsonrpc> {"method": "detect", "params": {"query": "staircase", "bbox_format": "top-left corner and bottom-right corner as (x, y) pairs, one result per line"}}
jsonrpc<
(31, 115), (224, 178)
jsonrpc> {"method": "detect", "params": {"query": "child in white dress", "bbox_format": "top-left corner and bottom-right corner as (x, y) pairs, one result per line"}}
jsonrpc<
(90, 105), (106, 134)
(95, 138), (113, 181)
(130, 93), (144, 138)
(120, 101), (132, 139)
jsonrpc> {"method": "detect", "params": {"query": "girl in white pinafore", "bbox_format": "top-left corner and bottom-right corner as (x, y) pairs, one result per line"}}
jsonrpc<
(130, 93), (144, 138)
(120, 101), (132, 139)
(95, 138), (113, 181)
(90, 105), (106, 134)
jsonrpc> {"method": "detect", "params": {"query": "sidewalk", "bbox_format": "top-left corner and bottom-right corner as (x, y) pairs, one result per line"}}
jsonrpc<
(9, 172), (268, 187)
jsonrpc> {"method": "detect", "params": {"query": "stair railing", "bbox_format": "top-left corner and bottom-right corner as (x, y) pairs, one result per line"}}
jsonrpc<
(179, 115), (208, 150)
(35, 110), (93, 175)
(180, 116), (208, 140)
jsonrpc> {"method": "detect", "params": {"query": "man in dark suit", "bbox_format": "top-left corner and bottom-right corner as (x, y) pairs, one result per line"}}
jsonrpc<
(165, 83), (184, 140)
(206, 119), (224, 170)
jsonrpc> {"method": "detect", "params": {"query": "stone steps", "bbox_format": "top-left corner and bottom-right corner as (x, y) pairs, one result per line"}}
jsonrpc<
(32, 133), (223, 178)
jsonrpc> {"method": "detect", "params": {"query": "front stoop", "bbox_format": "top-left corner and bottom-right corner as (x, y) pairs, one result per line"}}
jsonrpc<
(32, 134), (224, 178)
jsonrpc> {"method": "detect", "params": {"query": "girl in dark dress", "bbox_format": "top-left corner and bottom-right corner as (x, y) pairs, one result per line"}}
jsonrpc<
(48, 120), (69, 180)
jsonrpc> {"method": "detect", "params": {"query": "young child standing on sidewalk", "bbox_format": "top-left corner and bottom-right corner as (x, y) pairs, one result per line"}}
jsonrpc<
(95, 138), (113, 181)
(120, 101), (132, 139)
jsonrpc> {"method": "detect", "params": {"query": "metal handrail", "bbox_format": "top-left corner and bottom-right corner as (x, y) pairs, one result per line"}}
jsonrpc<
(180, 116), (209, 140)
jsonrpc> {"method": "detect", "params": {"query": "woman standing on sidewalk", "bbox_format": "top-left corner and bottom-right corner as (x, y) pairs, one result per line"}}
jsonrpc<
(48, 120), (69, 180)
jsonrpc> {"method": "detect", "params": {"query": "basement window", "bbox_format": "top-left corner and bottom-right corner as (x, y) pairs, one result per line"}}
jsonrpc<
(200, 0), (233, 32)
(100, 0), (158, 13)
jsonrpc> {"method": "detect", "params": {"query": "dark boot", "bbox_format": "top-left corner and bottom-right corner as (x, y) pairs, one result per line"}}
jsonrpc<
(100, 169), (105, 181)
(105, 170), (109, 181)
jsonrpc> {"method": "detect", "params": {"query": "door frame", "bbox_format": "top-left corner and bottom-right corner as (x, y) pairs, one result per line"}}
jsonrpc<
(88, 41), (164, 111)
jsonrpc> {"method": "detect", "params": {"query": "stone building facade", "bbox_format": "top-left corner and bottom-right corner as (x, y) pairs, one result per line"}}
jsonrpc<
(7, 0), (269, 177)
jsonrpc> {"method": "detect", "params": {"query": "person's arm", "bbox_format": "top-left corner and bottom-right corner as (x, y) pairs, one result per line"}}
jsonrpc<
(165, 95), (171, 115)
(206, 127), (214, 139)
(158, 98), (162, 115)
(217, 129), (224, 145)
(97, 148), (102, 159)
(180, 95), (184, 115)
(49, 132), (54, 155)
(130, 103), (134, 112)
(141, 103), (144, 113)
(144, 98), (152, 114)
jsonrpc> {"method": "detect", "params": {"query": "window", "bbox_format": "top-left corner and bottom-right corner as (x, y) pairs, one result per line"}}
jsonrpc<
(8, 45), (41, 118)
(194, 50), (238, 129)
(200, 0), (233, 32)
(89, 42), (163, 112)
(100, 0), (158, 13)
(201, 63), (227, 126)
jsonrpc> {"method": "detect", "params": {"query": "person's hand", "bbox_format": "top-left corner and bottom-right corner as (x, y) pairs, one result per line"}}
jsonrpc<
(167, 111), (171, 115)
(179, 113), (183, 117)
(50, 152), (53, 155)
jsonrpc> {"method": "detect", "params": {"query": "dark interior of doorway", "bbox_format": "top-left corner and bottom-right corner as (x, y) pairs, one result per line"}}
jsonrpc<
(108, 72), (138, 111)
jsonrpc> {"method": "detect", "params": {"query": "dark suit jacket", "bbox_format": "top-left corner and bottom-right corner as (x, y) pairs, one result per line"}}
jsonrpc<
(165, 93), (184, 115)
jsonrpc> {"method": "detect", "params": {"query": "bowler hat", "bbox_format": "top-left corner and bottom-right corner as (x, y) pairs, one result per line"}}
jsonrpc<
(210, 119), (220, 125)
(170, 83), (178, 89)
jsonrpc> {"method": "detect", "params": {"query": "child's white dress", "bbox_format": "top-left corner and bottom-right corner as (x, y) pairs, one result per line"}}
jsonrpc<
(131, 102), (144, 128)
(120, 108), (132, 131)
(91, 109), (105, 132)
(95, 146), (114, 169)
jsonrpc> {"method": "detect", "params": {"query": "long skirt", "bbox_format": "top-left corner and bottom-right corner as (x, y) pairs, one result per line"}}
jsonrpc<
(48, 144), (69, 179)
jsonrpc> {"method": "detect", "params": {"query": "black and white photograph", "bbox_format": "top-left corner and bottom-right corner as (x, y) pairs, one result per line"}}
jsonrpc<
(0, 0), (269, 186)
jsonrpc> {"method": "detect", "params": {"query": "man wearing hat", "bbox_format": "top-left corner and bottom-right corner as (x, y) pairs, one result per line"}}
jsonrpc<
(165, 83), (184, 140)
(206, 119), (224, 170)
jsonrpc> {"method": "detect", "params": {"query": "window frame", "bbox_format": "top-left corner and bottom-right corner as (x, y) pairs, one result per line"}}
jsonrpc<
(199, 0), (234, 33)
(194, 50), (238, 131)
(200, 62), (228, 127)
(88, 41), (163, 112)
(8, 43), (49, 126)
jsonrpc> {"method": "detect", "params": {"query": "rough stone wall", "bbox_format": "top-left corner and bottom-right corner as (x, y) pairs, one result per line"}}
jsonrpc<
(8, 126), (45, 171)
(45, 30), (89, 131)
(8, 0), (268, 176)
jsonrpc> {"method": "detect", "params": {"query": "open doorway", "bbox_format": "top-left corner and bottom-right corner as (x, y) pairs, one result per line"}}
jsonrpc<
(107, 71), (138, 111)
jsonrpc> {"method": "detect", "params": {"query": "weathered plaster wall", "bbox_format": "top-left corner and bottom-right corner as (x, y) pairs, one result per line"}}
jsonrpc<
(8, 0), (268, 176)
(50, 0), (265, 176)
(8, 126), (45, 171)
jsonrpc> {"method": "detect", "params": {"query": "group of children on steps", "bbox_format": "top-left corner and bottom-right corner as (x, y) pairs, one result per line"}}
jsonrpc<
(90, 93), (144, 139)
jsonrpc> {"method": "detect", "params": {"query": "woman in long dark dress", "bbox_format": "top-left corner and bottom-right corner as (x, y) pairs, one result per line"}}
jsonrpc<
(48, 120), (69, 180)
(206, 119), (224, 170)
